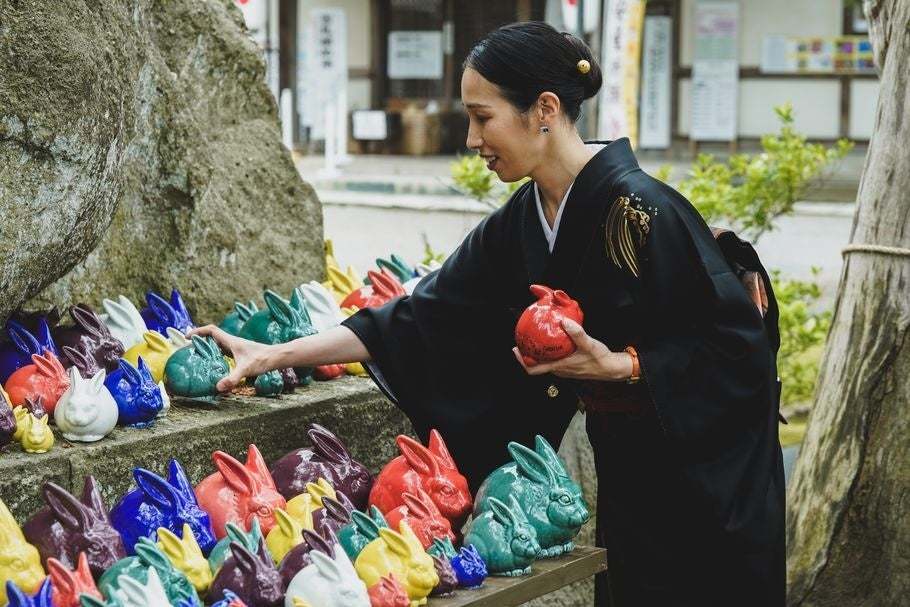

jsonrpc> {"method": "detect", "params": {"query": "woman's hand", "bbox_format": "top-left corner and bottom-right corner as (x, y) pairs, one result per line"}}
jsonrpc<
(512, 318), (632, 381)
(187, 325), (275, 392)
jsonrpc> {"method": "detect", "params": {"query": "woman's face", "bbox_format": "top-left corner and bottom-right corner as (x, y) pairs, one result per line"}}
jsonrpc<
(461, 67), (541, 183)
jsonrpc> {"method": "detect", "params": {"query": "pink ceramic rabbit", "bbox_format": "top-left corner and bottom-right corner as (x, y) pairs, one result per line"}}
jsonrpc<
(384, 489), (455, 549)
(195, 445), (287, 539)
(367, 574), (410, 607)
(4, 350), (70, 414)
(368, 431), (472, 531)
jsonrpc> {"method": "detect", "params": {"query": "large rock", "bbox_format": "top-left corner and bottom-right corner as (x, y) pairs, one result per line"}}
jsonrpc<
(0, 0), (323, 324)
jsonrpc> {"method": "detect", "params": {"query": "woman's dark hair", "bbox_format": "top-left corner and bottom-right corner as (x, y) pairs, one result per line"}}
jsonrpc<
(464, 21), (603, 123)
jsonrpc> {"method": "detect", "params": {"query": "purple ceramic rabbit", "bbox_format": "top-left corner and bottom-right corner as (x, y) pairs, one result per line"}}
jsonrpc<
(278, 527), (336, 588)
(429, 553), (459, 597)
(271, 423), (374, 509)
(60, 346), (103, 378)
(208, 542), (283, 607)
(0, 319), (58, 383)
(22, 476), (126, 577)
(110, 459), (217, 556)
(51, 304), (125, 373)
(312, 495), (354, 537)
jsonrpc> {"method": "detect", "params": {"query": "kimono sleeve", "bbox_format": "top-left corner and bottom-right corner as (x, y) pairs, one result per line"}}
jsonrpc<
(635, 189), (776, 452)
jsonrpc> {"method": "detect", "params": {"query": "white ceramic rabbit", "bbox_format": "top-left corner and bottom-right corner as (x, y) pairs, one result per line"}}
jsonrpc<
(166, 327), (190, 349)
(101, 296), (147, 350)
(157, 381), (170, 418)
(54, 367), (118, 442)
(285, 546), (369, 607)
(298, 281), (346, 332)
(403, 262), (441, 295)
(114, 567), (170, 607)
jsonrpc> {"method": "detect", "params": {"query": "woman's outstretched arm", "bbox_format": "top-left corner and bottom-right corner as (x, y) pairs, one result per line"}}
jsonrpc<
(187, 324), (371, 392)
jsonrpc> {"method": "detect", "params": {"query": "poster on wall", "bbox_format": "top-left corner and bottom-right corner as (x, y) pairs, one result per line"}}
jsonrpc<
(596, 0), (646, 147)
(388, 31), (443, 79)
(690, 1), (739, 142)
(761, 35), (875, 74)
(639, 15), (672, 149)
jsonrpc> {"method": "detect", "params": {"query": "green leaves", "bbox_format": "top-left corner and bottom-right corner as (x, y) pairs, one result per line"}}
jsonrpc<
(450, 154), (529, 209)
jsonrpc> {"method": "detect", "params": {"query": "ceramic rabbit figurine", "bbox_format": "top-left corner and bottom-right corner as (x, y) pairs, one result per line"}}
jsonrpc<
(167, 289), (195, 334)
(164, 335), (230, 399)
(23, 477), (125, 576)
(428, 554), (458, 597)
(354, 522), (438, 607)
(219, 301), (259, 337)
(311, 496), (354, 537)
(208, 519), (267, 574)
(531, 435), (585, 500)
(265, 508), (305, 564)
(52, 304), (124, 373)
(297, 282), (345, 332)
(277, 528), (336, 588)
(4, 350), (70, 414)
(384, 488), (455, 549)
(340, 270), (406, 310)
(122, 331), (175, 384)
(0, 385), (16, 449)
(210, 589), (250, 607)
(375, 255), (415, 284)
(19, 413), (54, 453)
(0, 318), (58, 383)
(449, 544), (487, 588)
(369, 430), (472, 530)
(272, 423), (374, 509)
(285, 477), (335, 523)
(253, 370), (284, 397)
(368, 573), (411, 607)
(464, 495), (539, 576)
(47, 552), (103, 607)
(195, 444), (287, 538)
(101, 295), (148, 350)
(110, 459), (217, 556)
(338, 509), (386, 562)
(54, 367), (118, 442)
(4, 577), (53, 607)
(99, 537), (200, 607)
(110, 566), (173, 607)
(0, 498), (45, 605)
(140, 291), (190, 335)
(104, 358), (164, 428)
(474, 441), (589, 557)
(514, 285), (584, 365)
(157, 524), (214, 596)
(60, 345), (103, 379)
(285, 546), (370, 607)
(166, 326), (190, 349)
(208, 542), (283, 607)
(239, 290), (315, 346)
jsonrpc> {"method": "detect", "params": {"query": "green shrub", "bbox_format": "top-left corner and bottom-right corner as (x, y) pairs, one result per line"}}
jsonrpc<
(450, 154), (528, 209)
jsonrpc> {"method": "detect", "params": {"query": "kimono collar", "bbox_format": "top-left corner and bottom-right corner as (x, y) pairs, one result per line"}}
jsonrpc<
(522, 137), (641, 290)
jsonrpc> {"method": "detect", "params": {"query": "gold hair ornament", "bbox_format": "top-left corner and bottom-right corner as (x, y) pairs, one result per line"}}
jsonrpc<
(605, 196), (651, 277)
(577, 59), (591, 74)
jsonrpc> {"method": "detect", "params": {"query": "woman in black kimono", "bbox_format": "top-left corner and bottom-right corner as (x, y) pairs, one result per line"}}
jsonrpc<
(192, 22), (785, 607)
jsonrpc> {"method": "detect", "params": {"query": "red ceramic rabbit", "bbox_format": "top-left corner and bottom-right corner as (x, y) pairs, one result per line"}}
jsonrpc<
(366, 574), (409, 607)
(340, 270), (406, 310)
(4, 351), (70, 415)
(47, 552), (103, 607)
(369, 430), (472, 531)
(514, 284), (584, 366)
(384, 488), (456, 549)
(195, 444), (287, 538)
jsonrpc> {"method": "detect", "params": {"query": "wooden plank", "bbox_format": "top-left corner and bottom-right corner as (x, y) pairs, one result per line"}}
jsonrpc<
(428, 546), (607, 607)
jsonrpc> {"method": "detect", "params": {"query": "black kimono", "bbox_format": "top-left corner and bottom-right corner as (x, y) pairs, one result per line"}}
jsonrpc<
(342, 138), (785, 607)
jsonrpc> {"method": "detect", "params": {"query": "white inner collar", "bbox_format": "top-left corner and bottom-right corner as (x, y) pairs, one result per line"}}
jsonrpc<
(534, 181), (574, 253)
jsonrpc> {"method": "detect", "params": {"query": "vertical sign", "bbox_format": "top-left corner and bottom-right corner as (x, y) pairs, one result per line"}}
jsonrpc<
(690, 1), (739, 141)
(639, 16), (672, 149)
(305, 8), (347, 142)
(597, 0), (645, 147)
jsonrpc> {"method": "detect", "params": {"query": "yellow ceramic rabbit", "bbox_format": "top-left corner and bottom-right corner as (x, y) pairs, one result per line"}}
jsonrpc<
(20, 413), (54, 453)
(292, 598), (312, 607)
(12, 406), (29, 441)
(265, 508), (305, 564)
(286, 478), (335, 525)
(323, 266), (363, 304)
(0, 498), (45, 604)
(123, 331), (176, 383)
(339, 307), (367, 377)
(355, 522), (438, 607)
(157, 524), (213, 595)
(285, 491), (315, 531)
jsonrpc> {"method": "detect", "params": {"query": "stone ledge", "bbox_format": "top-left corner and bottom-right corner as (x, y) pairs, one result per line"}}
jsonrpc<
(0, 377), (412, 522)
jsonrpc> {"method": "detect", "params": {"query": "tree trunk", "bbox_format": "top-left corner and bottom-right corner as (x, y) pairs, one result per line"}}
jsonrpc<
(786, 1), (910, 605)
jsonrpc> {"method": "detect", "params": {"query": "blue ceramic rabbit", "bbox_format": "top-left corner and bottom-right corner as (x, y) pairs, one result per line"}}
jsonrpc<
(4, 577), (53, 607)
(450, 544), (488, 587)
(164, 336), (229, 400)
(167, 290), (195, 334)
(105, 357), (163, 428)
(140, 292), (181, 335)
(0, 319), (58, 383)
(110, 459), (217, 557)
(473, 439), (589, 557)
(210, 589), (247, 606)
(99, 537), (201, 607)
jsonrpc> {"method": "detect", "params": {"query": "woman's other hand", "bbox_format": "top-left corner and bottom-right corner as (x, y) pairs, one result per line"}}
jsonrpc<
(187, 325), (274, 392)
(513, 318), (632, 381)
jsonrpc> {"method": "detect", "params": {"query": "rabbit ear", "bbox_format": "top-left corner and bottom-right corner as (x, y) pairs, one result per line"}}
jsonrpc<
(47, 556), (76, 596)
(166, 459), (196, 503)
(401, 492), (431, 518)
(488, 497), (519, 529)
(427, 429), (457, 470)
(378, 527), (411, 558)
(368, 505), (389, 528)
(306, 424), (350, 465)
(395, 435), (440, 477)
(190, 335), (210, 358)
(75, 551), (94, 583)
(146, 292), (177, 324)
(143, 331), (170, 353)
(80, 596), (108, 607)
(351, 510), (381, 539)
(33, 350), (64, 378)
(508, 442), (557, 486)
(80, 476), (107, 517)
(552, 290), (572, 307)
(6, 320), (41, 356)
(263, 290), (294, 327)
(134, 537), (171, 570)
(165, 327), (189, 348)
(305, 479), (334, 507)
(43, 482), (91, 532)
(115, 571), (147, 606)
(119, 358), (142, 385)
(534, 435), (569, 476)
(134, 468), (181, 509)
(508, 494), (530, 525)
(320, 497), (350, 523)
(5, 580), (29, 606)
(136, 357), (155, 383)
(289, 288), (313, 325)
(157, 527), (185, 560)
(302, 528), (333, 556)
(63, 345), (91, 370)
(224, 522), (248, 546)
(229, 542), (258, 575)
(274, 508), (297, 537)
(310, 549), (342, 582)
(213, 451), (256, 496)
(244, 444), (274, 487)
(89, 368), (106, 392)
(67, 364), (83, 386)
(71, 305), (103, 338)
(529, 284), (554, 300)
(397, 521), (422, 553)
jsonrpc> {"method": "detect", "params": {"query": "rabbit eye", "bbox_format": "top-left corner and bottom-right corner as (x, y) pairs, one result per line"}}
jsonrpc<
(558, 494), (572, 505)
(439, 485), (455, 496)
(257, 506), (271, 516)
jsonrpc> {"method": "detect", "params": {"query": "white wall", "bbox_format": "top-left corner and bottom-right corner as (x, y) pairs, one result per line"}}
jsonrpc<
(849, 79), (880, 139)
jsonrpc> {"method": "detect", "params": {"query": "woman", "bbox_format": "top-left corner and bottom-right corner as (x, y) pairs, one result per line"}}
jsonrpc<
(193, 22), (785, 607)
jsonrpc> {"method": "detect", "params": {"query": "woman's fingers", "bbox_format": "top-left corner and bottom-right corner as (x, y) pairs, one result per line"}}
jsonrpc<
(216, 366), (247, 393)
(561, 318), (591, 351)
(187, 324), (235, 356)
(512, 347), (553, 375)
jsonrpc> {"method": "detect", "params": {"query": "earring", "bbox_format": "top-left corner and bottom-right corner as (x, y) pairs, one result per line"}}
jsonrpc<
(539, 126), (550, 134)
